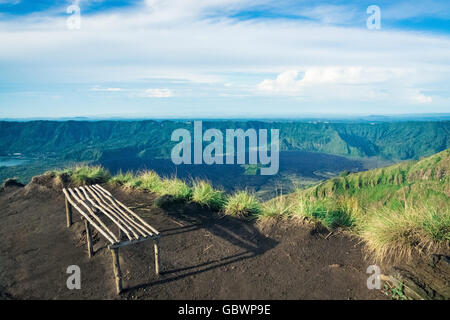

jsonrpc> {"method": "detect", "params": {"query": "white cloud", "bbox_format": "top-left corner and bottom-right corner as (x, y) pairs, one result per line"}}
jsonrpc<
(298, 5), (359, 25)
(257, 67), (413, 93)
(258, 70), (302, 95)
(413, 92), (433, 104)
(143, 88), (173, 98)
(90, 87), (174, 98)
(257, 67), (434, 105)
(90, 87), (123, 92)
(300, 67), (414, 85)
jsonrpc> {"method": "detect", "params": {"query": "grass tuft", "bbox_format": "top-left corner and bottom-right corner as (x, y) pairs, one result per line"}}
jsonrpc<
(159, 178), (192, 201)
(225, 190), (261, 217)
(286, 193), (355, 229)
(109, 171), (135, 186)
(137, 170), (163, 192)
(361, 205), (450, 263)
(192, 180), (226, 211)
(58, 165), (111, 185)
(260, 195), (297, 219)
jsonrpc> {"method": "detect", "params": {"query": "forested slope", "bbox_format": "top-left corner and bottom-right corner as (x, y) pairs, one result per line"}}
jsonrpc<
(0, 120), (448, 161)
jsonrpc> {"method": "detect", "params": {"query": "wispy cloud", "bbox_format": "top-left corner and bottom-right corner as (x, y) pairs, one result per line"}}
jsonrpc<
(90, 87), (123, 92)
(412, 92), (433, 104)
(257, 67), (436, 105)
(142, 88), (173, 98)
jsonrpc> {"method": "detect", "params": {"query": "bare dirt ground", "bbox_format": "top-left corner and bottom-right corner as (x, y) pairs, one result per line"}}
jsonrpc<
(0, 181), (387, 300)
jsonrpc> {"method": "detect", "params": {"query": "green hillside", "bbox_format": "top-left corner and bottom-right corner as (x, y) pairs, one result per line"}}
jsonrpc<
(290, 149), (450, 262)
(0, 120), (448, 161)
(307, 149), (449, 210)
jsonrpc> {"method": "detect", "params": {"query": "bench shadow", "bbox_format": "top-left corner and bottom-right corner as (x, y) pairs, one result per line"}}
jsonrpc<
(124, 201), (278, 293)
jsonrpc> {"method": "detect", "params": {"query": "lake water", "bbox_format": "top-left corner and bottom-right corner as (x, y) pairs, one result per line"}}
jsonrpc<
(0, 157), (28, 167)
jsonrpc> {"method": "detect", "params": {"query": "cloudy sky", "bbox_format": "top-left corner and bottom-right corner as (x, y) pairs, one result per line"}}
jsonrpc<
(0, 0), (449, 118)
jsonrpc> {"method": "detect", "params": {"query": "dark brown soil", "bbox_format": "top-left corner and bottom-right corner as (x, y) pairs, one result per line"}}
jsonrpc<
(0, 182), (387, 300)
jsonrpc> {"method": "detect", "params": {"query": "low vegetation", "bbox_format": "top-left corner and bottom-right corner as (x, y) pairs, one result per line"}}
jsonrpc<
(57, 165), (111, 185)
(260, 194), (297, 219)
(160, 178), (192, 201)
(291, 149), (450, 262)
(289, 195), (356, 229)
(45, 149), (449, 263)
(109, 170), (192, 201)
(225, 190), (261, 217)
(361, 205), (450, 262)
(191, 180), (226, 210)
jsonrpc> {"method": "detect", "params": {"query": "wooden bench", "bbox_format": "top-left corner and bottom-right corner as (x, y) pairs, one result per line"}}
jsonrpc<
(62, 184), (160, 294)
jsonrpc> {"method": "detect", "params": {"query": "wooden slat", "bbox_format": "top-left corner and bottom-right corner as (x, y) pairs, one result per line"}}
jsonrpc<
(83, 186), (140, 238)
(86, 185), (148, 236)
(81, 186), (140, 240)
(78, 187), (135, 241)
(80, 186), (134, 239)
(91, 185), (154, 236)
(86, 185), (149, 237)
(62, 189), (115, 244)
(74, 187), (86, 200)
(68, 188), (119, 243)
(95, 184), (160, 236)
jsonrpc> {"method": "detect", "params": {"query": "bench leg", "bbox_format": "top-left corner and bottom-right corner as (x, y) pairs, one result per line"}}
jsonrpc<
(111, 248), (123, 294)
(85, 220), (94, 258)
(118, 226), (122, 240)
(154, 238), (160, 277)
(65, 197), (73, 228)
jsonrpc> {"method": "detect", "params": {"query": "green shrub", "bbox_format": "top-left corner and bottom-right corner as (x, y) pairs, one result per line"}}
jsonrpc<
(58, 165), (111, 185)
(304, 201), (354, 229)
(225, 190), (261, 217)
(138, 171), (163, 192)
(192, 180), (226, 211)
(109, 171), (135, 186)
(260, 195), (296, 219)
(361, 205), (450, 262)
(160, 178), (192, 201)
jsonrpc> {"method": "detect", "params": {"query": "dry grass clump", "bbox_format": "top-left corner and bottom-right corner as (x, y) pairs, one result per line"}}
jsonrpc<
(260, 195), (297, 219)
(191, 180), (226, 211)
(225, 190), (262, 217)
(360, 204), (450, 263)
(57, 165), (111, 185)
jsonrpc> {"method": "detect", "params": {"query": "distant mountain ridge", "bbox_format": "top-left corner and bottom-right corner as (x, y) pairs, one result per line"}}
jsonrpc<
(2, 113), (450, 122)
(0, 120), (449, 162)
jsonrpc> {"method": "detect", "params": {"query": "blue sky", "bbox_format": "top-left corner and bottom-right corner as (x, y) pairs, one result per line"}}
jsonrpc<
(0, 0), (449, 118)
